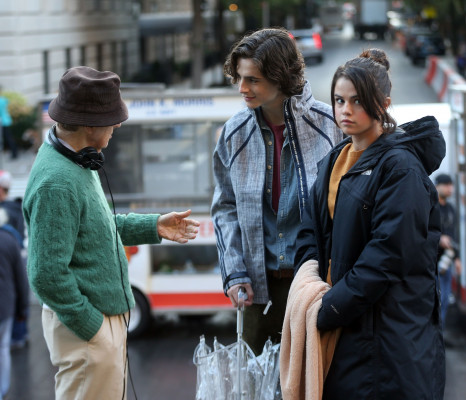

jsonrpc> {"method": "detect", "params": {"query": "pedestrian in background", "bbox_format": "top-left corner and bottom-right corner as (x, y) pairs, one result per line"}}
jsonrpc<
(294, 48), (445, 399)
(456, 41), (466, 78)
(23, 66), (200, 400)
(435, 173), (462, 329)
(211, 27), (343, 355)
(0, 170), (28, 350)
(0, 87), (18, 159)
(0, 170), (24, 242)
(0, 207), (29, 400)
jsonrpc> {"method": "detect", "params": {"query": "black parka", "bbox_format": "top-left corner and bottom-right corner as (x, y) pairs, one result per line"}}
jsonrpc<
(296, 116), (446, 399)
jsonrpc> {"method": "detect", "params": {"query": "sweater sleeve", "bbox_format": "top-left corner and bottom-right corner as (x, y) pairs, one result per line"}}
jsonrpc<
(26, 186), (104, 341)
(115, 213), (161, 246)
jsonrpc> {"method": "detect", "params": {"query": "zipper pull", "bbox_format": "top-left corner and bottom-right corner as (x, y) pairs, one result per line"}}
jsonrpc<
(263, 300), (272, 315)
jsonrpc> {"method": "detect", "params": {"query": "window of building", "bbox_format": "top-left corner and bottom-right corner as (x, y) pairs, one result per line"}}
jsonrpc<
(80, 45), (86, 66)
(96, 43), (103, 71)
(43, 51), (49, 94)
(122, 41), (128, 79)
(111, 41), (118, 73)
(65, 48), (72, 69)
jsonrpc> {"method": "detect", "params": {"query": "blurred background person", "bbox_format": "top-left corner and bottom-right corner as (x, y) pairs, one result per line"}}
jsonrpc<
(0, 207), (29, 400)
(0, 87), (18, 160)
(0, 170), (28, 349)
(435, 173), (462, 330)
(0, 170), (24, 244)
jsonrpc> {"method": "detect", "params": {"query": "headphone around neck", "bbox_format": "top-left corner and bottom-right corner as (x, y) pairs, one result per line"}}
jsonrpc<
(48, 126), (105, 170)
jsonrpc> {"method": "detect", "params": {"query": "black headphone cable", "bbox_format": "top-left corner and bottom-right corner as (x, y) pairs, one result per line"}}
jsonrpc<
(100, 166), (138, 400)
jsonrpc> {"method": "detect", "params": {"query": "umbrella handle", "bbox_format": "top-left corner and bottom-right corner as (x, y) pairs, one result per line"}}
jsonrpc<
(237, 287), (248, 337)
(237, 287), (247, 400)
(237, 286), (248, 308)
(236, 287), (248, 340)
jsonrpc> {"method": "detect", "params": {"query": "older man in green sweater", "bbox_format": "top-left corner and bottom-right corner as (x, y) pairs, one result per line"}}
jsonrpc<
(23, 66), (200, 400)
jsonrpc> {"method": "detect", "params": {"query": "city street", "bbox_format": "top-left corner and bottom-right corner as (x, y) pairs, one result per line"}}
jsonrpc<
(6, 25), (466, 400)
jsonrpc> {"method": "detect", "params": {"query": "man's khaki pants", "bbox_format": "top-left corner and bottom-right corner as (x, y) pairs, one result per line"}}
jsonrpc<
(42, 308), (128, 400)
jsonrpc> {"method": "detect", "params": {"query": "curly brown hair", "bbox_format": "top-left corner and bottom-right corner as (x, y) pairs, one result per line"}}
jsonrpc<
(224, 28), (305, 97)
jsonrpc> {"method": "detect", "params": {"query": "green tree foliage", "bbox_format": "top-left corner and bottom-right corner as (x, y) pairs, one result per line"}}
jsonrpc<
(3, 91), (37, 148)
(3, 91), (32, 121)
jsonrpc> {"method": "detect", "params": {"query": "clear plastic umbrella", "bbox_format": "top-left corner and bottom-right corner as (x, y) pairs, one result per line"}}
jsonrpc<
(257, 339), (281, 400)
(193, 289), (282, 400)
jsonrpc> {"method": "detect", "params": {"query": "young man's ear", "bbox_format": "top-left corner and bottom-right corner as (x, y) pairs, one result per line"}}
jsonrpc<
(384, 97), (391, 109)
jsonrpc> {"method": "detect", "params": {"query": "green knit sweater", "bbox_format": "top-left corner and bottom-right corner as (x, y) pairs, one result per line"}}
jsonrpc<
(23, 143), (161, 341)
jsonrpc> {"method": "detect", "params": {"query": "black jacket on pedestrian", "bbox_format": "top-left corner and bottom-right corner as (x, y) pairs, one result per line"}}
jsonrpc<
(0, 227), (29, 322)
(0, 199), (25, 245)
(296, 116), (446, 399)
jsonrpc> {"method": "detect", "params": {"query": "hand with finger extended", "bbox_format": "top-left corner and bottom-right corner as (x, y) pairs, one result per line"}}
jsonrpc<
(157, 209), (200, 244)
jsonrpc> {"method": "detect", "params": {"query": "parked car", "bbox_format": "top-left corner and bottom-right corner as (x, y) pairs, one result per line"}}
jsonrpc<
(289, 29), (323, 64)
(404, 28), (446, 65)
(402, 25), (431, 55)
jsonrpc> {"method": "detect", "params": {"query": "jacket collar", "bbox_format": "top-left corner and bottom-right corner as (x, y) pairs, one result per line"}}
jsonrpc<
(246, 80), (315, 120)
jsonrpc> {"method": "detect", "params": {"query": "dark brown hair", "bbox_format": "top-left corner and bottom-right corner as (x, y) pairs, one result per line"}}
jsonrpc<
(331, 48), (396, 133)
(224, 28), (305, 97)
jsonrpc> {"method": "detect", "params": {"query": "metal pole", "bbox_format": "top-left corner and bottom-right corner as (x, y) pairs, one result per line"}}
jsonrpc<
(237, 288), (247, 400)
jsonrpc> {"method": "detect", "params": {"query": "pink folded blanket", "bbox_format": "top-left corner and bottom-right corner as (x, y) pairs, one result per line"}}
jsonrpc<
(280, 260), (341, 400)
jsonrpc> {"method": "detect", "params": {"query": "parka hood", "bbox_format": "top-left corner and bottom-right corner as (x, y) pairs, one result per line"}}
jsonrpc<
(333, 116), (446, 176)
(395, 116), (446, 175)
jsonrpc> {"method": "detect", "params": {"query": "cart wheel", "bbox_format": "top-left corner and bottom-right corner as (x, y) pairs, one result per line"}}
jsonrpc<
(128, 288), (151, 339)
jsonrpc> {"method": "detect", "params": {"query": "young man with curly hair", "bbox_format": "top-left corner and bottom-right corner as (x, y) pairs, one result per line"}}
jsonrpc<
(211, 27), (343, 355)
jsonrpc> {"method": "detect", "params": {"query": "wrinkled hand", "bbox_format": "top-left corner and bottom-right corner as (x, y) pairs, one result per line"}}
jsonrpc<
(157, 209), (200, 244)
(227, 283), (254, 308)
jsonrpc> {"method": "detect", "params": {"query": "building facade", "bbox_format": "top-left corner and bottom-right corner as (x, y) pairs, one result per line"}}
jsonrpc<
(0, 0), (140, 104)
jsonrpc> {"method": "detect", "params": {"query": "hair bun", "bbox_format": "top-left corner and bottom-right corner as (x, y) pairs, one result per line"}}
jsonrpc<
(359, 48), (390, 71)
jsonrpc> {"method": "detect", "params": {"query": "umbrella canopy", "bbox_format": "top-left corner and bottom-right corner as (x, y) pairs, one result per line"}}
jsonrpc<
(194, 290), (281, 399)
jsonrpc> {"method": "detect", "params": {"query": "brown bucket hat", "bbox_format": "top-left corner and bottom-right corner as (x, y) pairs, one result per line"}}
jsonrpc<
(48, 66), (128, 127)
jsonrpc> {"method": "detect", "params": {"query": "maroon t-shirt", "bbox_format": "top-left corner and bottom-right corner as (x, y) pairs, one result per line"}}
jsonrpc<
(265, 119), (286, 213)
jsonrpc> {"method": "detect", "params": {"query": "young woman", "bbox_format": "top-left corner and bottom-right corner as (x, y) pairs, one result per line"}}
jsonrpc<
(295, 49), (446, 399)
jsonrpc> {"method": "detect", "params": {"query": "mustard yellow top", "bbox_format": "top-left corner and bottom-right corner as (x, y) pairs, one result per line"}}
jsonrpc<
(326, 143), (364, 285)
